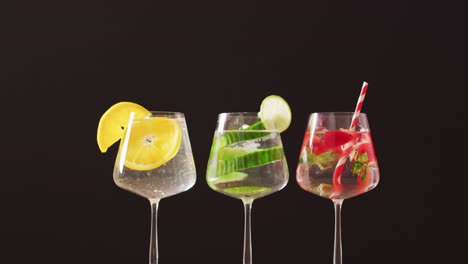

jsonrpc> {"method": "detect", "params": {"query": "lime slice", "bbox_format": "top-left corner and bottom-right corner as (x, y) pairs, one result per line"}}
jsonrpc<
(216, 146), (285, 175)
(224, 186), (272, 196)
(97, 102), (151, 153)
(258, 95), (292, 133)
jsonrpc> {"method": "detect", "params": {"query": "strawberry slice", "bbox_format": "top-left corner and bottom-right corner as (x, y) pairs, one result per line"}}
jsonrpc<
(324, 130), (354, 148)
(312, 134), (328, 155)
(302, 131), (327, 155)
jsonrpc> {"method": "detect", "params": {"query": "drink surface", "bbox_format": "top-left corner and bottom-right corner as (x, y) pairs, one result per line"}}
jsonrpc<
(296, 129), (379, 200)
(113, 117), (196, 199)
(207, 130), (288, 200)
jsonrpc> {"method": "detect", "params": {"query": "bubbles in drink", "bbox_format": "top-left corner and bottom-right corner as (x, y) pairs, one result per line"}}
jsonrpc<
(207, 130), (288, 200)
(113, 118), (196, 199)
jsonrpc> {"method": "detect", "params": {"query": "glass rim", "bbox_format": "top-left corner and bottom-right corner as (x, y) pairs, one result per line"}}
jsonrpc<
(218, 112), (259, 116)
(128, 111), (186, 122)
(310, 112), (367, 116)
(145, 111), (185, 116)
(215, 112), (277, 132)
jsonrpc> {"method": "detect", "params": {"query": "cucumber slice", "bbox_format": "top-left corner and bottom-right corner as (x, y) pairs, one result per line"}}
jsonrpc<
(223, 186), (272, 196)
(216, 146), (284, 175)
(210, 121), (271, 153)
(213, 172), (248, 184)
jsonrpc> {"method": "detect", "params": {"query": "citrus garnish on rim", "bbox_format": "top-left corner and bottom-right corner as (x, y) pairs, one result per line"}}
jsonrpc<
(97, 102), (151, 153)
(97, 101), (182, 171)
(258, 95), (292, 133)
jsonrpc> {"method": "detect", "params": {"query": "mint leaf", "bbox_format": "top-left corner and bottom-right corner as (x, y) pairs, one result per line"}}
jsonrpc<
(301, 149), (339, 169)
(352, 162), (362, 175)
(317, 150), (339, 164)
(299, 149), (314, 164)
(306, 150), (315, 163)
(357, 152), (368, 163)
(353, 152), (369, 181)
(360, 169), (367, 181)
(316, 150), (340, 169)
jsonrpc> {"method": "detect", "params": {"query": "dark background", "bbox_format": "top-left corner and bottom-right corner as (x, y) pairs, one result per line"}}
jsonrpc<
(1, 0), (466, 263)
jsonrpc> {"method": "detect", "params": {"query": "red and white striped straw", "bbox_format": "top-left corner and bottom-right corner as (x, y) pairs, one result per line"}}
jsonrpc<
(350, 81), (369, 130)
(333, 81), (369, 186)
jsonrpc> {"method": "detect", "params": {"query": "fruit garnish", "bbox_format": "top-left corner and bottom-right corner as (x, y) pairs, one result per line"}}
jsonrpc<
(324, 130), (354, 149)
(207, 96), (290, 188)
(97, 102), (182, 171)
(312, 134), (329, 155)
(211, 95), (291, 154)
(123, 117), (182, 171)
(97, 102), (151, 153)
(258, 95), (292, 133)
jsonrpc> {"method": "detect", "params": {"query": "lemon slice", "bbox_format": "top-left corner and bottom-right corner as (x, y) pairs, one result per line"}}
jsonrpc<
(123, 117), (182, 171)
(258, 95), (292, 133)
(97, 102), (151, 153)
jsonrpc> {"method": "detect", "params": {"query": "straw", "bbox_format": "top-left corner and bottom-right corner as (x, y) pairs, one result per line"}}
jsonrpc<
(350, 81), (369, 130)
(332, 81), (369, 186)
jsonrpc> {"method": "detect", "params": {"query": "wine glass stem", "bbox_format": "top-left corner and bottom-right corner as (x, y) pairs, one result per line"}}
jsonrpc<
(333, 199), (344, 264)
(242, 197), (254, 264)
(149, 199), (160, 264)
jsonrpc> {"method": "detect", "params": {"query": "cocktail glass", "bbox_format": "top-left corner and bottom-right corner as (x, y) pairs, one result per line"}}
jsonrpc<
(296, 112), (379, 264)
(113, 111), (196, 264)
(206, 112), (289, 264)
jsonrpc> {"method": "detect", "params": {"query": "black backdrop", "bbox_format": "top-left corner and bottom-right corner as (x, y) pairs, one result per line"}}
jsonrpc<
(1, 0), (467, 263)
